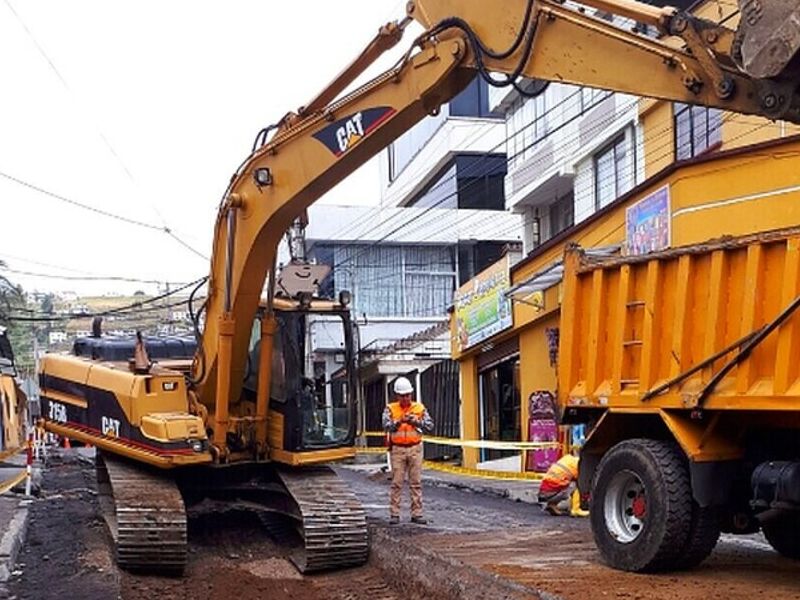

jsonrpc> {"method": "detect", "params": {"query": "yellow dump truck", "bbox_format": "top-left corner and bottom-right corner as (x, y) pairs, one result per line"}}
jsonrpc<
(559, 227), (800, 572)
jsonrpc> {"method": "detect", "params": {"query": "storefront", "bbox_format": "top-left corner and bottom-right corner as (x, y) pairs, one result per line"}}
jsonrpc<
(476, 338), (520, 465)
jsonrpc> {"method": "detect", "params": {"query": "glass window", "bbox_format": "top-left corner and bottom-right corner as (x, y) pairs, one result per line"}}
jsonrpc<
(594, 135), (629, 210)
(312, 244), (458, 318)
(450, 76), (498, 118)
(406, 153), (507, 210)
(674, 103), (722, 160)
(455, 154), (507, 210)
(548, 193), (574, 238)
(581, 87), (607, 112)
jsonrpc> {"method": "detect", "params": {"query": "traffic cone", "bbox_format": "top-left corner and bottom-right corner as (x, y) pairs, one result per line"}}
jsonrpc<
(63, 437), (71, 449)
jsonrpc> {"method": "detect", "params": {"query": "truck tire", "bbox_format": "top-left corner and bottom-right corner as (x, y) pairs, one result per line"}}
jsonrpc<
(590, 439), (692, 572)
(762, 514), (800, 559)
(674, 505), (720, 569)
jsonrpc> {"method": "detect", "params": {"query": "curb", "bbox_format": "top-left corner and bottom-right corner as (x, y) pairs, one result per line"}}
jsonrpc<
(0, 499), (30, 582)
(422, 475), (540, 505)
(370, 526), (562, 600)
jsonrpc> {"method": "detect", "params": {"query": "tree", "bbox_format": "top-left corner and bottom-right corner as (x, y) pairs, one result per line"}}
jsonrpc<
(0, 261), (22, 325)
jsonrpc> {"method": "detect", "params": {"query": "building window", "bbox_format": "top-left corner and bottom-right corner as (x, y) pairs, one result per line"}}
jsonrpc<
(581, 87), (607, 112)
(312, 244), (457, 318)
(450, 76), (498, 118)
(674, 103), (722, 160)
(594, 135), (628, 210)
(509, 93), (548, 167)
(549, 193), (574, 238)
(408, 153), (507, 211)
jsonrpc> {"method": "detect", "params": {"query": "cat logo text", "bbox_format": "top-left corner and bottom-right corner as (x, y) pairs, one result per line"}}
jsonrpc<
(313, 107), (396, 157)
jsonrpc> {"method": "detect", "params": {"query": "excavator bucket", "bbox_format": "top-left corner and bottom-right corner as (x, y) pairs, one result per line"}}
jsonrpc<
(734, 0), (800, 79)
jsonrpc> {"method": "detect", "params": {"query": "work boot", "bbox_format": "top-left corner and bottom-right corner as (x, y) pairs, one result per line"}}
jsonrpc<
(569, 489), (589, 517)
(410, 516), (428, 525)
(389, 515), (400, 525)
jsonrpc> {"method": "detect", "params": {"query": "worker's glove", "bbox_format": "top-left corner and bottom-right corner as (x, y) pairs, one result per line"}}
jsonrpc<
(391, 420), (402, 432)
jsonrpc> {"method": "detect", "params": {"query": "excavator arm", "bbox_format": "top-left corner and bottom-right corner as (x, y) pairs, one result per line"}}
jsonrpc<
(194, 0), (800, 455)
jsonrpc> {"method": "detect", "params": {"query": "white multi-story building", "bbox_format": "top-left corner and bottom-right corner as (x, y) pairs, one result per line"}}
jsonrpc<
(305, 76), (522, 353)
(493, 82), (644, 254)
(494, 0), (698, 254)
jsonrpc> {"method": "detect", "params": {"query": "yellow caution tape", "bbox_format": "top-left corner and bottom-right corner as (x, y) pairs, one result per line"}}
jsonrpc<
(0, 446), (27, 464)
(356, 446), (388, 454)
(422, 460), (544, 481)
(354, 447), (546, 480)
(0, 469), (28, 495)
(361, 431), (562, 451)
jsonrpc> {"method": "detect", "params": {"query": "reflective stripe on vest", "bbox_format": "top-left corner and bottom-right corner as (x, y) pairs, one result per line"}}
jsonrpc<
(388, 402), (425, 446)
(542, 455), (579, 488)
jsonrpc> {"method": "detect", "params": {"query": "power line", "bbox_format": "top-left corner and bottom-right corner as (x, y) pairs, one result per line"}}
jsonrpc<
(5, 277), (207, 323)
(0, 170), (209, 260)
(0, 266), (194, 286)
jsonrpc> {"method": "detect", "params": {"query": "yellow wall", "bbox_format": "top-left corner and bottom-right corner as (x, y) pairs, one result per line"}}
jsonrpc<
(640, 98), (674, 178)
(459, 355), (480, 468)
(518, 312), (560, 424)
(670, 143), (800, 245)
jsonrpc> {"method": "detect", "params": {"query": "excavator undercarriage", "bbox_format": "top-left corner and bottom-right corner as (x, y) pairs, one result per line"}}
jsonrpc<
(96, 452), (368, 574)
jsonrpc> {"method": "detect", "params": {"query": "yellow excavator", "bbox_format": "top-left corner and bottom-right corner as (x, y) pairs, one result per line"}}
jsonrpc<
(39, 0), (800, 574)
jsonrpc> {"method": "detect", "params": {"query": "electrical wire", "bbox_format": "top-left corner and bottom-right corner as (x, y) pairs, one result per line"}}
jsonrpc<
(5, 277), (207, 324)
(0, 171), (209, 260)
(0, 266), (194, 286)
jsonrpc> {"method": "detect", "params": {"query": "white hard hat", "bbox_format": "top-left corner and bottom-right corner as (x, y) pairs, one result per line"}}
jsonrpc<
(393, 376), (414, 395)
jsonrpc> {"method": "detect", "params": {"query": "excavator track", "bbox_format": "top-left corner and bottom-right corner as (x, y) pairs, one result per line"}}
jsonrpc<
(96, 452), (187, 573)
(276, 465), (369, 572)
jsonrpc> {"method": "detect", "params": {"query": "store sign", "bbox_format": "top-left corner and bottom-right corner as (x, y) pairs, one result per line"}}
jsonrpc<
(626, 185), (671, 256)
(454, 256), (513, 352)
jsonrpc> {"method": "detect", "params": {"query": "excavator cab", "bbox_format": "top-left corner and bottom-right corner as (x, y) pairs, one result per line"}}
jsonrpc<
(242, 296), (358, 460)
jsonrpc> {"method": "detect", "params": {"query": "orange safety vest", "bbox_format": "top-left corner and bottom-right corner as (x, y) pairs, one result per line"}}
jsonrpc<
(540, 454), (579, 493)
(387, 401), (426, 446)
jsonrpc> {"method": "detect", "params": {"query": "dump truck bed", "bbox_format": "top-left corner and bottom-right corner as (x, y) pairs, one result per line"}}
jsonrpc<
(559, 226), (800, 413)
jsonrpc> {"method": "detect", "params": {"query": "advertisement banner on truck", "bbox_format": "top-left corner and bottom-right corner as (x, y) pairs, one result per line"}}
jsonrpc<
(626, 185), (671, 256)
(454, 256), (513, 352)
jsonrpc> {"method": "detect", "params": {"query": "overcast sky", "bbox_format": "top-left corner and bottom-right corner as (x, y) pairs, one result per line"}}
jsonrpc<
(0, 0), (411, 296)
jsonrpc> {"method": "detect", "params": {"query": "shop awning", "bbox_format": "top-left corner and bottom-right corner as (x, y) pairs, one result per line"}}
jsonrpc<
(505, 245), (622, 304)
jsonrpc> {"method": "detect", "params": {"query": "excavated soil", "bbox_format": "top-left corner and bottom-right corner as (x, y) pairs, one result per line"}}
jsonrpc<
(411, 526), (800, 600)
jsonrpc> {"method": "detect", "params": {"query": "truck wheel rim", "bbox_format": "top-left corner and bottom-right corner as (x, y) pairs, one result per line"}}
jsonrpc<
(604, 470), (646, 543)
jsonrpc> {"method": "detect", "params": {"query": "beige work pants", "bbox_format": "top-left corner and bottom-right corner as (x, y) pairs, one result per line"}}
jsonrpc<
(389, 443), (423, 518)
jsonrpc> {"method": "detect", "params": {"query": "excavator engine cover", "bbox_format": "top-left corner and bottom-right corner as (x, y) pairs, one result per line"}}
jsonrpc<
(734, 0), (800, 79)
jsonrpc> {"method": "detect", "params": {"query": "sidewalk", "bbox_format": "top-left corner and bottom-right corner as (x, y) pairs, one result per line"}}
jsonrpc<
(0, 450), (36, 594)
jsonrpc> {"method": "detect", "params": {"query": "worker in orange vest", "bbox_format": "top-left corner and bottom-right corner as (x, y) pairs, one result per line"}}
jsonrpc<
(382, 376), (434, 525)
(538, 451), (588, 517)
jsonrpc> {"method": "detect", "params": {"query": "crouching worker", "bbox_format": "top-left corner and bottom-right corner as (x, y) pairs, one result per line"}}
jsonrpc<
(538, 452), (589, 517)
